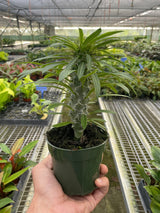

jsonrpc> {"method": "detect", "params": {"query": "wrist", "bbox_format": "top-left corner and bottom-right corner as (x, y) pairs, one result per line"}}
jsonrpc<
(27, 194), (56, 213)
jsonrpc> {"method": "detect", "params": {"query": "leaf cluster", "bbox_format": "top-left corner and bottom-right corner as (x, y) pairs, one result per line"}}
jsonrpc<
(0, 138), (38, 212)
(135, 146), (160, 213)
(29, 93), (52, 117)
(19, 28), (133, 139)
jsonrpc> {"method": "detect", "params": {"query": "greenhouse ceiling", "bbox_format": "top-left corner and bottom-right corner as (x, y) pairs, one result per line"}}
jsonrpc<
(0, 0), (160, 28)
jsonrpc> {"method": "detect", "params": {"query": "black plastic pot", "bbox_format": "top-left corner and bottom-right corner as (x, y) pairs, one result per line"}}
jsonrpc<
(48, 140), (106, 196)
(138, 180), (152, 213)
(11, 170), (29, 213)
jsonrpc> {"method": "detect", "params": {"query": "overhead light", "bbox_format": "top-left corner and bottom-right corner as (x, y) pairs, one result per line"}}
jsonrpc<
(156, 7), (160, 10)
(139, 10), (152, 16)
(3, 16), (16, 20)
(2, 16), (25, 23)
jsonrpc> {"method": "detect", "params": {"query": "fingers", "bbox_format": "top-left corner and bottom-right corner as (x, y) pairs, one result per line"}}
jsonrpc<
(91, 164), (109, 206)
(99, 164), (108, 175)
(93, 176), (109, 205)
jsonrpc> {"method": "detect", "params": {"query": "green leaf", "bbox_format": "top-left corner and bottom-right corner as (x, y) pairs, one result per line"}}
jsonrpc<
(101, 93), (130, 98)
(135, 164), (151, 185)
(59, 69), (75, 82)
(53, 122), (72, 128)
(54, 36), (78, 50)
(146, 169), (160, 183)
(31, 93), (39, 104)
(4, 167), (30, 185)
(24, 160), (37, 167)
(19, 140), (38, 157)
(59, 57), (78, 81)
(0, 160), (8, 163)
(152, 161), (160, 170)
(0, 204), (12, 213)
(2, 164), (12, 183)
(92, 73), (101, 97)
(151, 146), (160, 163)
(0, 144), (11, 155)
(81, 114), (87, 130)
(0, 197), (13, 209)
(96, 30), (123, 41)
(83, 28), (101, 46)
(88, 118), (105, 131)
(116, 83), (130, 94)
(86, 54), (92, 71)
(3, 184), (18, 193)
(145, 185), (160, 202)
(90, 109), (115, 114)
(77, 62), (85, 79)
(95, 37), (120, 49)
(79, 28), (84, 45)
(150, 199), (160, 213)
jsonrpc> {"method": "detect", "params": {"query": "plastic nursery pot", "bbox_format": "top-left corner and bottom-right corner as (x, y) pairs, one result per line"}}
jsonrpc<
(47, 140), (106, 196)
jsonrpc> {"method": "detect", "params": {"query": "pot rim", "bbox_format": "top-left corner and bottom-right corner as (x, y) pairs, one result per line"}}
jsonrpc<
(47, 139), (107, 152)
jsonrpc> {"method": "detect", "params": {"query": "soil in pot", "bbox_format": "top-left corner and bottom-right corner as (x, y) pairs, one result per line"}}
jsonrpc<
(47, 123), (108, 149)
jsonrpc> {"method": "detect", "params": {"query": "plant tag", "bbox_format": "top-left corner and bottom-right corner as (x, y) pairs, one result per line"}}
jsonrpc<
(22, 109), (28, 113)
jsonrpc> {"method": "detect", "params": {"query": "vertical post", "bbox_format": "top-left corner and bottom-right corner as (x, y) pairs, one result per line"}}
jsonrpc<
(16, 15), (23, 49)
(30, 20), (35, 44)
(149, 26), (153, 43)
(0, 35), (3, 50)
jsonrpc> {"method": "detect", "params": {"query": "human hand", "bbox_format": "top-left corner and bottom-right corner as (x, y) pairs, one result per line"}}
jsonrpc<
(27, 155), (109, 213)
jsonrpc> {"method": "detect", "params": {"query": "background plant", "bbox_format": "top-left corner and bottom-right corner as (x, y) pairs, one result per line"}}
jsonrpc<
(135, 146), (160, 213)
(0, 63), (37, 81)
(29, 93), (52, 118)
(0, 138), (38, 212)
(0, 51), (9, 62)
(20, 75), (36, 99)
(0, 79), (14, 111)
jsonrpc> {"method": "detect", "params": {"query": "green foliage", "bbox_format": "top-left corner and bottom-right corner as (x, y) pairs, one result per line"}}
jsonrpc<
(22, 28), (132, 139)
(0, 52), (8, 62)
(29, 93), (52, 117)
(0, 138), (38, 211)
(1, 38), (15, 46)
(136, 146), (160, 213)
(20, 75), (36, 99)
(0, 79), (14, 111)
(104, 55), (160, 100)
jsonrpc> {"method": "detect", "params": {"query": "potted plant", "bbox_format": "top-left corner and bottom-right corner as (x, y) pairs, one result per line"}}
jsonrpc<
(135, 146), (160, 213)
(0, 138), (38, 212)
(0, 79), (14, 111)
(20, 75), (36, 102)
(20, 28), (132, 196)
(29, 93), (52, 119)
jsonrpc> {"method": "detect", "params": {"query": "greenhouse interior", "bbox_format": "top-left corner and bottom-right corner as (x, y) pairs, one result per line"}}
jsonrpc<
(0, 0), (160, 212)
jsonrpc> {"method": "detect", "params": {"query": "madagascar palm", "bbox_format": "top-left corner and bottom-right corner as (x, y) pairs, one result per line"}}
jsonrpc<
(21, 28), (132, 139)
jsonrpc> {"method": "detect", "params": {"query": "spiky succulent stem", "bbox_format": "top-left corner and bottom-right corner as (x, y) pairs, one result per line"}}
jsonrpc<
(69, 74), (89, 139)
